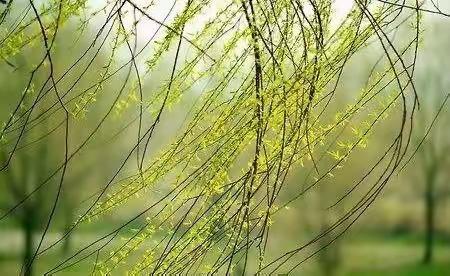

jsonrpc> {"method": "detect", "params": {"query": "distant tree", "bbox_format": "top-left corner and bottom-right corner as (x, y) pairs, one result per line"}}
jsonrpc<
(413, 20), (450, 263)
(0, 104), (52, 276)
(0, 13), (116, 274)
(414, 94), (450, 264)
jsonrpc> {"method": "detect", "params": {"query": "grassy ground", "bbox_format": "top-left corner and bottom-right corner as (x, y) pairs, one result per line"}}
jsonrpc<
(340, 234), (450, 276)
(1, 233), (449, 275)
(348, 263), (450, 276)
(1, 256), (449, 275)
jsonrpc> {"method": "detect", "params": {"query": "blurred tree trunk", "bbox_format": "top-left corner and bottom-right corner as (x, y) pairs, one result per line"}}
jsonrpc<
(0, 150), (36, 275)
(61, 170), (90, 255)
(318, 221), (340, 276)
(21, 205), (35, 276)
(62, 204), (73, 255)
(423, 163), (437, 264)
(316, 182), (341, 276)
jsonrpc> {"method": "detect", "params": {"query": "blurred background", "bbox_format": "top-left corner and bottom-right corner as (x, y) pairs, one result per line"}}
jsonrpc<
(0, 1), (449, 275)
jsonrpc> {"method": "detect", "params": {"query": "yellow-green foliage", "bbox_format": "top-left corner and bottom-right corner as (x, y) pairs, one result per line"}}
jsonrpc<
(74, 1), (423, 274)
(0, 0), (426, 274)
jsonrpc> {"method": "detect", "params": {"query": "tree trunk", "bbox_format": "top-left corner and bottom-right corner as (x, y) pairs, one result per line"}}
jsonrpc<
(317, 183), (341, 276)
(318, 222), (340, 276)
(423, 170), (436, 264)
(62, 206), (73, 255)
(22, 210), (34, 276)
